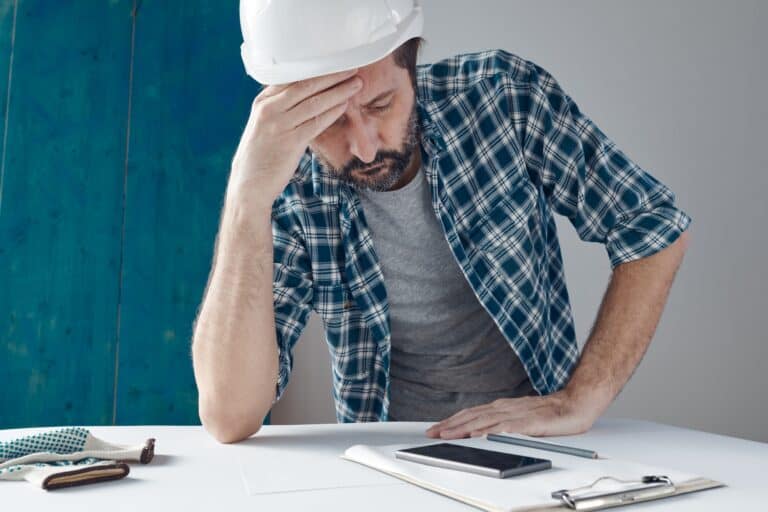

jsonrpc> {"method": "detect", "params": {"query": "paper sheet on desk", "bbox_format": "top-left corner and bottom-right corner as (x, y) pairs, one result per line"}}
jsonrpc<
(341, 439), (717, 512)
(239, 446), (405, 495)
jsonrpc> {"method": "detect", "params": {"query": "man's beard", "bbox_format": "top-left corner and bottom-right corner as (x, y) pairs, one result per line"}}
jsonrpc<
(314, 104), (419, 192)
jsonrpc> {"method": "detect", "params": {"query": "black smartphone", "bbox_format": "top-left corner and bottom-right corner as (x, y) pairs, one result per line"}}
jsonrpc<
(395, 442), (552, 479)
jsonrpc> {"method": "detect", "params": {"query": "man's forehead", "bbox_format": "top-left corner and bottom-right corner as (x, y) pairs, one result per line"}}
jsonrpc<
(351, 55), (402, 102)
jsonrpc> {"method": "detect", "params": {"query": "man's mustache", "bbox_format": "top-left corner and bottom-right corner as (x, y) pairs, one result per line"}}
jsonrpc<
(340, 150), (409, 175)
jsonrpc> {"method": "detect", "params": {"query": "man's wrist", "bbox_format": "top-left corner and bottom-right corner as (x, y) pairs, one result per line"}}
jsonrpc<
(561, 379), (615, 420)
(225, 184), (274, 217)
(216, 188), (275, 263)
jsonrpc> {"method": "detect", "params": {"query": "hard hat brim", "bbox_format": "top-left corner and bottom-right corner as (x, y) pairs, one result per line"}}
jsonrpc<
(242, 6), (423, 85)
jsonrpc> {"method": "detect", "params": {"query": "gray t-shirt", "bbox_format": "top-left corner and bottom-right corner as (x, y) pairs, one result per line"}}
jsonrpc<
(357, 165), (536, 422)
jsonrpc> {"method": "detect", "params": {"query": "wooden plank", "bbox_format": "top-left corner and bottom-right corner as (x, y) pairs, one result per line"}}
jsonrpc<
(116, 0), (261, 424)
(0, 0), (133, 428)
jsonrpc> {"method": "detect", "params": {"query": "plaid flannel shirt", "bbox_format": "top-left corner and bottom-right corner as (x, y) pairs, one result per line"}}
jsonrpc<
(269, 49), (691, 422)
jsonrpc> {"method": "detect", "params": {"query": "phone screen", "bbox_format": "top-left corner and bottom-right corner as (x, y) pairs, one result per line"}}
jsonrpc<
(398, 443), (550, 472)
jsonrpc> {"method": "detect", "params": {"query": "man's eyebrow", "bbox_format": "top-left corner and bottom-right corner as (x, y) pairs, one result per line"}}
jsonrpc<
(363, 88), (396, 106)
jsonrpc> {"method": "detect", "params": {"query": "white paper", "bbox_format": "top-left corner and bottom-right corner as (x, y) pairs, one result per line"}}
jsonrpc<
(240, 446), (404, 495)
(341, 438), (704, 511)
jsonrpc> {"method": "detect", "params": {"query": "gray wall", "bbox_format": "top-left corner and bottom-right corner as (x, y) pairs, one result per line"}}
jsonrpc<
(271, 0), (768, 443)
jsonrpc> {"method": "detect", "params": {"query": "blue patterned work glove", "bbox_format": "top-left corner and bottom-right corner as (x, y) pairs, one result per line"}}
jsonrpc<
(0, 427), (155, 490)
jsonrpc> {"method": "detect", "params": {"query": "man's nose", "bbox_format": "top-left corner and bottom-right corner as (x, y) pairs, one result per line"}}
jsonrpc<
(347, 119), (379, 163)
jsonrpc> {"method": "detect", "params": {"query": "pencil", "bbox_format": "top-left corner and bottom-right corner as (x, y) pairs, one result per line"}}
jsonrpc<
(487, 433), (599, 459)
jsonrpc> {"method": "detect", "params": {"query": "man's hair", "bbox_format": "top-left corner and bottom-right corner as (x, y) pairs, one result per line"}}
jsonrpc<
(392, 37), (425, 88)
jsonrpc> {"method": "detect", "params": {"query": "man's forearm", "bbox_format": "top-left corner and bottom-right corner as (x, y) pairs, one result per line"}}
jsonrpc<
(191, 193), (279, 443)
(564, 230), (692, 417)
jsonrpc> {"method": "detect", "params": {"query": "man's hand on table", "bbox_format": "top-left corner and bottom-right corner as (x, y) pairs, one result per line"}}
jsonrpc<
(425, 389), (599, 440)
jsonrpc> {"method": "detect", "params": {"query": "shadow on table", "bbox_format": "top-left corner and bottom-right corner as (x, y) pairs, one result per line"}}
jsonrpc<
(48, 475), (147, 493)
(145, 453), (176, 466)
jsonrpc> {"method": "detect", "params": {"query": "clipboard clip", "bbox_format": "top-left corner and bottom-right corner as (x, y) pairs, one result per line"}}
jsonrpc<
(551, 475), (676, 510)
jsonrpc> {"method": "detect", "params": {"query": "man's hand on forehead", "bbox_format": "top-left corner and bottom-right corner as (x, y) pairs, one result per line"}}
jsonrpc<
(260, 68), (362, 106)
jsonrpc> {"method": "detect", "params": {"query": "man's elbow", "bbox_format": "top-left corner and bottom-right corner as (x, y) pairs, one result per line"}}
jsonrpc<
(199, 402), (268, 444)
(206, 420), (264, 444)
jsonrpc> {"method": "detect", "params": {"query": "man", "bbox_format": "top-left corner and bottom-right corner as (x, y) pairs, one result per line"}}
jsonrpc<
(192, 1), (691, 443)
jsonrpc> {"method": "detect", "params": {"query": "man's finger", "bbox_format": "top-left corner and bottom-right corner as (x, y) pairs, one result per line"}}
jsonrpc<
(439, 412), (510, 439)
(426, 403), (497, 434)
(284, 75), (361, 129)
(273, 68), (360, 111)
(294, 100), (349, 142)
(254, 68), (357, 111)
(427, 407), (484, 432)
(256, 84), (288, 99)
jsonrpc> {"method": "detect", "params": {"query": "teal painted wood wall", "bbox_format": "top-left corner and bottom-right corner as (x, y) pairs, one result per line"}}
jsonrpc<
(0, 0), (264, 428)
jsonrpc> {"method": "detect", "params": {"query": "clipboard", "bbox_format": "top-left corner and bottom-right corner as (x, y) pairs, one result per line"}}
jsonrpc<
(341, 442), (725, 512)
(549, 474), (723, 510)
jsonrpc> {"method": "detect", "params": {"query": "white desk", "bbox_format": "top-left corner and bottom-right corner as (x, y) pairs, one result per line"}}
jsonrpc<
(1, 418), (764, 510)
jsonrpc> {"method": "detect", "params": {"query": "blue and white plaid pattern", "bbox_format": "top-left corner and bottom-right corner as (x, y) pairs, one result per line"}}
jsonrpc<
(269, 49), (691, 422)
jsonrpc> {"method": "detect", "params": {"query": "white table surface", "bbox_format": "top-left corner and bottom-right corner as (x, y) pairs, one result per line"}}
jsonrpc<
(1, 418), (765, 510)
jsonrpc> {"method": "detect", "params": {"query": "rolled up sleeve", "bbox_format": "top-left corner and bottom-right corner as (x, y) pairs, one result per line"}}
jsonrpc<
(270, 201), (314, 404)
(521, 60), (691, 269)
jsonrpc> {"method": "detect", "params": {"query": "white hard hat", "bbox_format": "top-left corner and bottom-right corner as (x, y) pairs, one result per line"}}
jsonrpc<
(239, 0), (424, 85)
